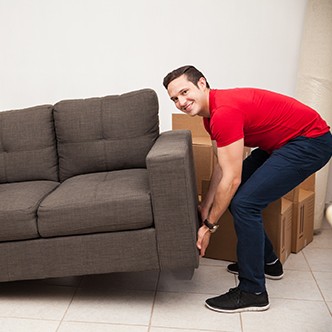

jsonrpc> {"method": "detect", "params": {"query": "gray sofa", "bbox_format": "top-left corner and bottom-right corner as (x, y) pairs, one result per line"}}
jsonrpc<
(0, 89), (199, 282)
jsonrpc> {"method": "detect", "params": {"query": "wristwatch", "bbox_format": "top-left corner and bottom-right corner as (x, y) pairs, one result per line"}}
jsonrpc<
(203, 219), (219, 233)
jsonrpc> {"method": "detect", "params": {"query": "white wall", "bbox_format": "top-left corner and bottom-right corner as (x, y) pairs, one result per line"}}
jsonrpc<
(0, 0), (307, 132)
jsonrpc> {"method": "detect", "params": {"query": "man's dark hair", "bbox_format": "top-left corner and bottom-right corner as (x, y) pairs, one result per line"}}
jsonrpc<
(163, 65), (210, 89)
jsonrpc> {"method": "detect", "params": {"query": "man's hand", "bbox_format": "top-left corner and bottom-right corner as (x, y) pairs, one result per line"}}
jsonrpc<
(196, 226), (211, 257)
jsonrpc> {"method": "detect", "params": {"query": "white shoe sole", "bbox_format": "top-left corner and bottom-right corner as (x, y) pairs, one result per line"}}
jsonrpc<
(227, 267), (284, 280)
(205, 301), (270, 313)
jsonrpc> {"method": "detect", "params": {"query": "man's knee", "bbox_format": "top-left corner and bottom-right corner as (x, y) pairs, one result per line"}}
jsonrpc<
(230, 194), (248, 216)
(230, 193), (262, 219)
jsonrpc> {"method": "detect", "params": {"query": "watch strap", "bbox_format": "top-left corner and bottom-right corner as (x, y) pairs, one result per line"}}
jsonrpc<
(203, 219), (215, 229)
(203, 219), (219, 233)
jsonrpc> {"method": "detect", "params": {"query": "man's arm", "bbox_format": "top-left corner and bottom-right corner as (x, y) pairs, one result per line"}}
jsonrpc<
(197, 138), (244, 256)
(199, 141), (222, 221)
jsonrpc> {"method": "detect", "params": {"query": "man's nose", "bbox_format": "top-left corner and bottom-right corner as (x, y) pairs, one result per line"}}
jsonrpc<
(178, 96), (186, 106)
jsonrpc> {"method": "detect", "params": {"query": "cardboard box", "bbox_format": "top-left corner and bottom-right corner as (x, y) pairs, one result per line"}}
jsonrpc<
(192, 138), (215, 195)
(204, 208), (238, 262)
(291, 189), (315, 253)
(172, 114), (214, 195)
(243, 147), (252, 159)
(201, 180), (236, 261)
(172, 114), (251, 195)
(172, 114), (209, 138)
(283, 174), (315, 253)
(202, 180), (292, 263)
(284, 173), (315, 201)
(263, 198), (293, 264)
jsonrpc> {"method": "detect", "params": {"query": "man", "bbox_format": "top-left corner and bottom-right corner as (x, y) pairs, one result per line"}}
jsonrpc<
(163, 65), (332, 313)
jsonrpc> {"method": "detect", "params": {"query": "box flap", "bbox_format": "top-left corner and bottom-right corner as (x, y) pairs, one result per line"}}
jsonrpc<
(192, 136), (212, 146)
(172, 113), (209, 138)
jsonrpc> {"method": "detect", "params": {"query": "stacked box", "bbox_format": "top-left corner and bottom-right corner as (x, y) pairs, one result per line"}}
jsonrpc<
(284, 174), (315, 201)
(203, 177), (292, 264)
(172, 114), (314, 261)
(192, 137), (216, 196)
(263, 198), (293, 263)
(172, 114), (250, 195)
(201, 180), (237, 262)
(284, 174), (315, 253)
(290, 189), (315, 253)
(204, 209), (238, 262)
(172, 114), (215, 196)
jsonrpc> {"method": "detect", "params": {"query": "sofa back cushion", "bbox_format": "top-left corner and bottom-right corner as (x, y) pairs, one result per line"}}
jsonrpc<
(54, 89), (159, 181)
(0, 105), (58, 183)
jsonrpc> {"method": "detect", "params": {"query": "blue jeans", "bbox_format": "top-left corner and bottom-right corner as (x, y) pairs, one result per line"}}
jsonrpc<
(229, 132), (332, 293)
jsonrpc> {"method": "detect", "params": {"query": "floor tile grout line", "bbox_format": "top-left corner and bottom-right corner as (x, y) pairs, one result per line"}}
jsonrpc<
(151, 327), (240, 332)
(301, 246), (332, 316)
(309, 264), (332, 315)
(327, 304), (332, 316)
(0, 316), (60, 323)
(1, 226), (331, 330)
(150, 275), (243, 331)
(57, 319), (149, 328)
(268, 297), (328, 303)
(310, 271), (327, 300)
(147, 270), (161, 332)
(55, 276), (83, 332)
(149, 325), (238, 332)
(234, 275), (245, 332)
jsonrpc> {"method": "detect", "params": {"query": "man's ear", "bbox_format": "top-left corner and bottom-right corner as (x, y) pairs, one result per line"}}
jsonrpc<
(198, 77), (207, 90)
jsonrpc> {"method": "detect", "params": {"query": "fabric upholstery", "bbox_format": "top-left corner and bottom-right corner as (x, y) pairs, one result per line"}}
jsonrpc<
(0, 229), (159, 281)
(146, 130), (200, 270)
(0, 181), (59, 242)
(53, 89), (159, 181)
(0, 105), (58, 183)
(0, 89), (200, 283)
(38, 169), (153, 237)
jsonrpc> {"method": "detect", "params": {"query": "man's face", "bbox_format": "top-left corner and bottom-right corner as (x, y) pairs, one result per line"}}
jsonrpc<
(167, 74), (209, 117)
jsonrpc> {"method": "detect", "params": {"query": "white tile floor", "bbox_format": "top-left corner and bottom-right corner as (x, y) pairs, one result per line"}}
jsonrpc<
(0, 219), (331, 332)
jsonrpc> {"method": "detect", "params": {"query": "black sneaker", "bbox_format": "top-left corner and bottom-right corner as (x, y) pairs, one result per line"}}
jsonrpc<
(205, 287), (270, 313)
(227, 259), (284, 280)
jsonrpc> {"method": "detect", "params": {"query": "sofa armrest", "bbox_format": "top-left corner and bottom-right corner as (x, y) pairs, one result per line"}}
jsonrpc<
(146, 130), (200, 271)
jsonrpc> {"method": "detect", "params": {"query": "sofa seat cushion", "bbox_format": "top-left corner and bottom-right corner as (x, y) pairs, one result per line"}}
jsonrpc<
(0, 181), (59, 242)
(37, 169), (153, 237)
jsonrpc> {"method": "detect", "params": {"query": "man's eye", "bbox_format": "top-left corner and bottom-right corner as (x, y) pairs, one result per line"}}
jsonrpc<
(183, 90), (188, 95)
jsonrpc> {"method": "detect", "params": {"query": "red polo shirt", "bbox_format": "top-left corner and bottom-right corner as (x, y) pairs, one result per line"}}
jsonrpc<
(203, 88), (330, 153)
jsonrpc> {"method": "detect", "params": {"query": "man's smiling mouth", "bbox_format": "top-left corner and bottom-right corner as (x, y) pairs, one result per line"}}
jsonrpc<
(183, 102), (193, 112)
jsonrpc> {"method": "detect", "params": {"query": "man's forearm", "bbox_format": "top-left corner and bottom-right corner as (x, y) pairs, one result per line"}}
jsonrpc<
(207, 175), (241, 224)
(200, 162), (222, 218)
